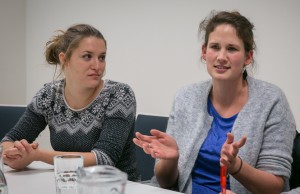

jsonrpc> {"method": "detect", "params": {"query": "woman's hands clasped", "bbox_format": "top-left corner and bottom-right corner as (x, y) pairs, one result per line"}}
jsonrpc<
(133, 129), (179, 160)
(2, 139), (39, 170)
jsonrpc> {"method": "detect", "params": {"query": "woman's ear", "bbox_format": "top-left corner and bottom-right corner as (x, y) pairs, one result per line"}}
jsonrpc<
(202, 44), (207, 61)
(58, 52), (66, 66)
(245, 50), (253, 66)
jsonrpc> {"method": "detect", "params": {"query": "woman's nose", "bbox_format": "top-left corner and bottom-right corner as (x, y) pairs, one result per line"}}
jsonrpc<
(217, 49), (227, 62)
(91, 59), (100, 70)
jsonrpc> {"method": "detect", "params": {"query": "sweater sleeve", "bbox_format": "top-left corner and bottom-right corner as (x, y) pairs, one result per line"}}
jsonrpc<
(91, 83), (136, 166)
(1, 105), (47, 143)
(256, 88), (296, 178)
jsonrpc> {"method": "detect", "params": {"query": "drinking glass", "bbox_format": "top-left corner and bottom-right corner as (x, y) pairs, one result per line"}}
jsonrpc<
(54, 155), (83, 194)
(76, 165), (127, 194)
(0, 145), (3, 171)
(0, 145), (8, 194)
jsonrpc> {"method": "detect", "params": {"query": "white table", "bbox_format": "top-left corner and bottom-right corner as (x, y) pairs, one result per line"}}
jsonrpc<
(4, 161), (181, 194)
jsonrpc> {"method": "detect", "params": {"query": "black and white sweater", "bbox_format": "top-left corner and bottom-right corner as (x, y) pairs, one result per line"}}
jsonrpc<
(2, 79), (139, 181)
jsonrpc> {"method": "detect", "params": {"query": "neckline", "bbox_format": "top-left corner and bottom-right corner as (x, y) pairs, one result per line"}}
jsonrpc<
(62, 79), (106, 112)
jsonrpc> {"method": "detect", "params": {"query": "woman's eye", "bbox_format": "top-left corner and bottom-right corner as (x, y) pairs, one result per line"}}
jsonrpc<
(82, 54), (92, 60)
(210, 45), (219, 50)
(228, 47), (237, 52)
(99, 55), (106, 62)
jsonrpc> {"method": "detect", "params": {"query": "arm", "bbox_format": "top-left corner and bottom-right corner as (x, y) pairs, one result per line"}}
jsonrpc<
(221, 133), (286, 194)
(232, 160), (284, 194)
(2, 139), (96, 169)
(1, 108), (93, 169)
(3, 82), (137, 171)
(91, 83), (137, 166)
(222, 86), (296, 194)
(1, 103), (48, 168)
(35, 149), (97, 166)
(154, 155), (179, 188)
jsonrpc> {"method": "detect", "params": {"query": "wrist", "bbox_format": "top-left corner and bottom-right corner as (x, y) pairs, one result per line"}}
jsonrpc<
(32, 148), (42, 161)
(230, 156), (243, 175)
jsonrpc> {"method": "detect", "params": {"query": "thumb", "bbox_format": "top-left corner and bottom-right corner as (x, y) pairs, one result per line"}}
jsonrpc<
(235, 136), (247, 149)
(31, 142), (39, 149)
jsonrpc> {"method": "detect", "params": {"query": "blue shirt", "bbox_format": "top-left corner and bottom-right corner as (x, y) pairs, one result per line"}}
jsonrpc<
(192, 98), (238, 194)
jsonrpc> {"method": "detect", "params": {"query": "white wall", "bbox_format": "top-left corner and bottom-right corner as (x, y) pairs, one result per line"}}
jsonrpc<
(2, 0), (300, 149)
(0, 0), (26, 104)
(26, 0), (300, 121)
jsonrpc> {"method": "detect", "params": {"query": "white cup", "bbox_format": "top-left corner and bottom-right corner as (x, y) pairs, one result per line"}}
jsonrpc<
(54, 155), (83, 194)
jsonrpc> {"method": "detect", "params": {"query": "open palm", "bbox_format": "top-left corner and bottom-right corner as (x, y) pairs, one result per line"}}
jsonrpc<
(133, 129), (179, 160)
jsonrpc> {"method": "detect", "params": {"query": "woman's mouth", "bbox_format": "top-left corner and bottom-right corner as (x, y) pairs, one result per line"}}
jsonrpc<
(214, 65), (229, 69)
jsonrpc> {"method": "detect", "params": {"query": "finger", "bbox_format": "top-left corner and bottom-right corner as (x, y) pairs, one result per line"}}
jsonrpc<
(133, 138), (144, 148)
(142, 143), (152, 155)
(220, 157), (231, 168)
(4, 152), (22, 160)
(6, 154), (22, 160)
(5, 148), (21, 156)
(147, 147), (164, 159)
(150, 149), (162, 159)
(154, 151), (165, 159)
(20, 139), (33, 152)
(235, 136), (247, 149)
(226, 133), (234, 144)
(150, 129), (166, 137)
(3, 155), (19, 164)
(135, 132), (154, 143)
(150, 130), (173, 145)
(220, 150), (234, 165)
(150, 148), (157, 158)
(13, 141), (26, 152)
(221, 148), (231, 158)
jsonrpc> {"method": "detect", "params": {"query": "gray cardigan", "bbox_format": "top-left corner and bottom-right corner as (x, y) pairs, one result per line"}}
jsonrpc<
(282, 188), (300, 194)
(152, 77), (296, 194)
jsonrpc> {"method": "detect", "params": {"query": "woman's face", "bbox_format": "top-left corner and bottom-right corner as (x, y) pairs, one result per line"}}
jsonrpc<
(63, 36), (106, 89)
(202, 24), (252, 83)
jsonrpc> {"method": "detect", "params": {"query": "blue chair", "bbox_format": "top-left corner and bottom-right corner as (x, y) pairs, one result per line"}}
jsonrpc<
(0, 105), (26, 140)
(134, 114), (169, 181)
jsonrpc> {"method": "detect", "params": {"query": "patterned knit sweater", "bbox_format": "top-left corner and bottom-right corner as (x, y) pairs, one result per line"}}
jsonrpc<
(2, 79), (139, 181)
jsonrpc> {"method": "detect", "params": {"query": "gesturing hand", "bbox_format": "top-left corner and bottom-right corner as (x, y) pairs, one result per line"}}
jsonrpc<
(133, 129), (179, 160)
(220, 133), (247, 174)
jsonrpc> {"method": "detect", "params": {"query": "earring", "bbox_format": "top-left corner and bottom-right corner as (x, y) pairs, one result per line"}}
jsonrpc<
(242, 66), (248, 80)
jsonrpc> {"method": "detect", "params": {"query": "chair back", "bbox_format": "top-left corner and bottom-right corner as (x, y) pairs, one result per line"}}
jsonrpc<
(134, 114), (169, 181)
(290, 132), (300, 189)
(0, 105), (26, 140)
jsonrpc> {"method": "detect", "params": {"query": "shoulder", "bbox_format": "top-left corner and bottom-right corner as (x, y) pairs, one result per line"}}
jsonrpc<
(247, 77), (290, 108)
(246, 77), (295, 124)
(248, 77), (285, 97)
(104, 80), (135, 95)
(30, 80), (64, 109)
(102, 80), (136, 107)
(176, 80), (211, 96)
(102, 80), (136, 115)
(174, 79), (211, 103)
(35, 80), (63, 96)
